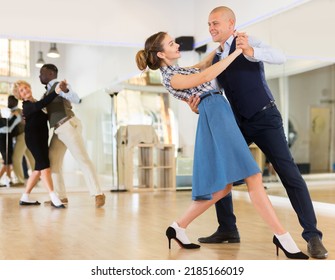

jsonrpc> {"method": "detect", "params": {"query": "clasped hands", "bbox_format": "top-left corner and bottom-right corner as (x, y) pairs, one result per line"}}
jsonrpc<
(55, 80), (69, 94)
(235, 31), (253, 57)
(184, 31), (252, 113)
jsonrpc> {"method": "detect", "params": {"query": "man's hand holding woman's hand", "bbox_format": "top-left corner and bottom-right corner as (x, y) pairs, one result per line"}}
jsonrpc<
(56, 80), (69, 94)
(185, 95), (200, 114)
(235, 31), (254, 57)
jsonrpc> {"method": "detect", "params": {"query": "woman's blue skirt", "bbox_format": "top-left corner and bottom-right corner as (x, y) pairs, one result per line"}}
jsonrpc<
(192, 93), (260, 200)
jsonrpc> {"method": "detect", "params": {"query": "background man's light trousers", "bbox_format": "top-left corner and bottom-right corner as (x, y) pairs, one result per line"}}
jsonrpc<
(49, 116), (102, 198)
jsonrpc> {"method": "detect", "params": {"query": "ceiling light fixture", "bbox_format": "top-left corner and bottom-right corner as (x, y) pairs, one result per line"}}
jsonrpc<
(35, 51), (45, 68)
(47, 43), (60, 58)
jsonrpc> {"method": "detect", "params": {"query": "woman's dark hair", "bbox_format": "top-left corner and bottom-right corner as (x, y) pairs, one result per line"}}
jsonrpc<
(135, 31), (167, 71)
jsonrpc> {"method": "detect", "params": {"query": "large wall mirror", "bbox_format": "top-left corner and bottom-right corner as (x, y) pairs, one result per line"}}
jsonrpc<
(1, 0), (334, 189)
(0, 39), (334, 190)
(265, 61), (335, 175)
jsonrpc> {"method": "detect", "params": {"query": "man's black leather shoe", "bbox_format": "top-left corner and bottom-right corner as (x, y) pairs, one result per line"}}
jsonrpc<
(198, 230), (240, 244)
(307, 236), (328, 259)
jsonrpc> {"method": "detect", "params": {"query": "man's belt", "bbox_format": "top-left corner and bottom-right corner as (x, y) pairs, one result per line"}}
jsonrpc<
(54, 115), (73, 130)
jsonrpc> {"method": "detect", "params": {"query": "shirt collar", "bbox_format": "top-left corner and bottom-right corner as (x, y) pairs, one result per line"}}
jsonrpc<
(226, 35), (234, 49)
(160, 64), (179, 72)
(46, 79), (58, 91)
(216, 35), (235, 55)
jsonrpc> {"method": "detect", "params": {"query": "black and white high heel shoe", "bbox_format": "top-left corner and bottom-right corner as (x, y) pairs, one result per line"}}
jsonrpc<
(273, 235), (309, 259)
(166, 222), (200, 249)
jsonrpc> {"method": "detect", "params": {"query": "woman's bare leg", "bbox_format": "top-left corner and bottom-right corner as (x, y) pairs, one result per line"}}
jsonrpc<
(167, 185), (232, 246)
(24, 170), (41, 194)
(40, 168), (62, 207)
(177, 185), (232, 228)
(0, 165), (11, 182)
(40, 168), (54, 192)
(244, 173), (285, 235)
(20, 170), (41, 203)
(245, 172), (305, 255)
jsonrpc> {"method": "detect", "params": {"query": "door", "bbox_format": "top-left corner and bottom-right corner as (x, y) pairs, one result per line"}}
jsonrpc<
(309, 106), (331, 173)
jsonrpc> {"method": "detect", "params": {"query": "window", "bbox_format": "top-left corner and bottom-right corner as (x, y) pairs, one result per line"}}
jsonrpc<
(0, 81), (10, 95)
(0, 39), (30, 77)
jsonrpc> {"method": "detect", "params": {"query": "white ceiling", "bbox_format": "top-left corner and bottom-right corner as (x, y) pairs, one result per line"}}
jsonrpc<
(0, 0), (320, 49)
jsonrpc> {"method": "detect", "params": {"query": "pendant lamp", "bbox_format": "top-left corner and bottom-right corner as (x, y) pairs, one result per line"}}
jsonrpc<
(47, 43), (60, 58)
(35, 51), (45, 68)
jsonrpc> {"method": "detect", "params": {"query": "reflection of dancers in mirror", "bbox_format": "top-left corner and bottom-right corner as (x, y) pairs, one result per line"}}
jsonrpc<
(108, 91), (125, 192)
(13, 80), (65, 208)
(8, 94), (35, 187)
(136, 31), (308, 259)
(0, 106), (21, 186)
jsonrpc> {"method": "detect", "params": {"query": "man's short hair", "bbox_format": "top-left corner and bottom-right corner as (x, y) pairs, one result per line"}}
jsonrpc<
(42, 64), (58, 75)
(8, 95), (18, 108)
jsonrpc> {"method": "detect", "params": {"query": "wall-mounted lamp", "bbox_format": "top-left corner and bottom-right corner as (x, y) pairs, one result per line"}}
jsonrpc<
(47, 43), (60, 58)
(35, 51), (45, 68)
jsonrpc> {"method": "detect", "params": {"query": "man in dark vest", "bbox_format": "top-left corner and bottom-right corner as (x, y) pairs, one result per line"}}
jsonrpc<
(187, 6), (327, 259)
(39, 64), (105, 208)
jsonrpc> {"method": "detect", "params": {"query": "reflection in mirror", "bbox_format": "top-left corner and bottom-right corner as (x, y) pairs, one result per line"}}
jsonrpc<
(2, 39), (334, 192)
(265, 60), (335, 175)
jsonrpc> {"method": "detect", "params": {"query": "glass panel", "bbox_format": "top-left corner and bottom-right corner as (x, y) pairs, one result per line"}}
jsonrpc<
(0, 39), (29, 77)
(0, 81), (10, 95)
(0, 39), (9, 76)
(9, 40), (30, 77)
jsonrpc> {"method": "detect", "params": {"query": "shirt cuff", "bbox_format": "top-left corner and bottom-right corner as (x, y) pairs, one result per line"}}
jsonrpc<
(55, 84), (62, 94)
(246, 48), (260, 62)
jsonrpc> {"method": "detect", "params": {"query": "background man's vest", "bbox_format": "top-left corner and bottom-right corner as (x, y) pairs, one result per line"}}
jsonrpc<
(45, 82), (75, 127)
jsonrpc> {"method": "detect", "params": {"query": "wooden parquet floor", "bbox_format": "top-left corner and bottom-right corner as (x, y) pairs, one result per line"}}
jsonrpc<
(0, 175), (334, 261)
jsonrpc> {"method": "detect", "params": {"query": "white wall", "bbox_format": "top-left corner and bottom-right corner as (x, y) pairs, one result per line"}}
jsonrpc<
(192, 0), (312, 47)
(242, 0), (335, 63)
(0, 0), (195, 46)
